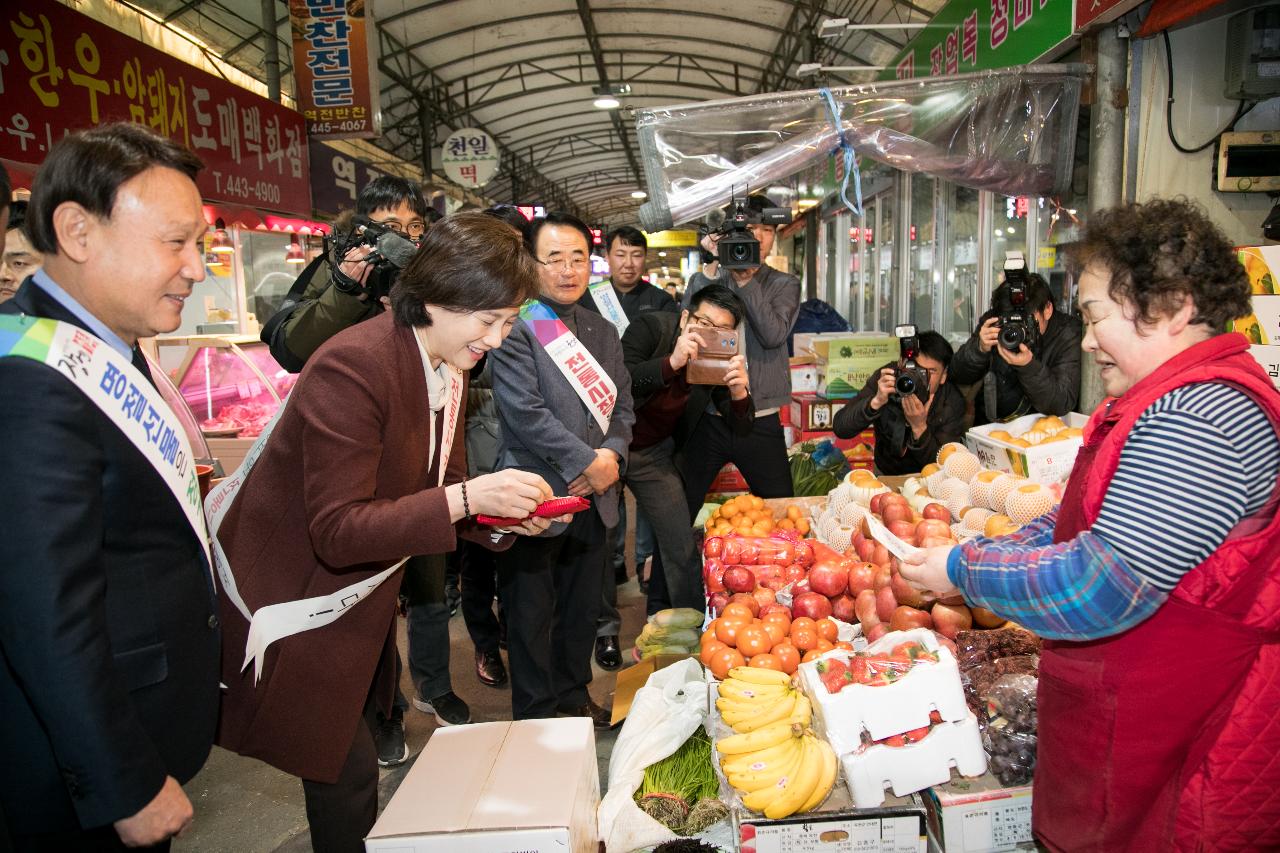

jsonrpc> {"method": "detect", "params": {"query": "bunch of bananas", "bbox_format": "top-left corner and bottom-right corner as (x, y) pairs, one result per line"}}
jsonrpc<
(714, 668), (837, 819)
(715, 667), (811, 733)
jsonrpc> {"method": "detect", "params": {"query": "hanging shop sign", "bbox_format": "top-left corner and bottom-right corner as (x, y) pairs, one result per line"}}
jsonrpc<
(441, 129), (500, 189)
(0, 2), (311, 216)
(288, 0), (380, 139)
(308, 139), (398, 217)
(881, 0), (1073, 81)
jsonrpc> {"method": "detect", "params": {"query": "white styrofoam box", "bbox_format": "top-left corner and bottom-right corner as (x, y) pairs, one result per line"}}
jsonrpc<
(790, 362), (820, 394)
(798, 629), (969, 751)
(843, 714), (988, 809)
(964, 412), (1089, 484)
(843, 713), (988, 809)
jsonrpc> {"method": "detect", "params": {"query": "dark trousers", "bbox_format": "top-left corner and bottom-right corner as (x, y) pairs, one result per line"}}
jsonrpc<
(394, 554), (452, 705)
(10, 828), (169, 852)
(459, 538), (504, 653)
(496, 510), (605, 719)
(680, 412), (793, 518)
(301, 694), (378, 853)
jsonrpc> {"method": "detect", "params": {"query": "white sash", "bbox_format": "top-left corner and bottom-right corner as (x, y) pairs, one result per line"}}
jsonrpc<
(519, 299), (617, 433)
(589, 280), (630, 337)
(0, 316), (211, 569)
(205, 345), (464, 681)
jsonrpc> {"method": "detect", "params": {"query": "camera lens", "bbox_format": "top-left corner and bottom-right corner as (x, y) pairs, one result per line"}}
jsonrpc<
(729, 243), (750, 262)
(895, 374), (916, 395)
(999, 323), (1026, 350)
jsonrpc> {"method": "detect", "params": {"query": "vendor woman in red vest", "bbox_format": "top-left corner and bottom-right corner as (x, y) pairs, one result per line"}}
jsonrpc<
(902, 197), (1280, 852)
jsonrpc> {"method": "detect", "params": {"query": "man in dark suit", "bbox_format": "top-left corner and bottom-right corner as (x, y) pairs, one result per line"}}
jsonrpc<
(0, 124), (220, 851)
(490, 212), (634, 727)
(621, 284), (755, 614)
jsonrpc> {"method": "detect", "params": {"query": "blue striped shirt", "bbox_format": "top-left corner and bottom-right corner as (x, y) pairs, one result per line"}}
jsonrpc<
(948, 382), (1280, 640)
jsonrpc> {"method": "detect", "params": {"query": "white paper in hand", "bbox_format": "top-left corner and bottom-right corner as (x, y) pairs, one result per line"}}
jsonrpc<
(865, 512), (927, 563)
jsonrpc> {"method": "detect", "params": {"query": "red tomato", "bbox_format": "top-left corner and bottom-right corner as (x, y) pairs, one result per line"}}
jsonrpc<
(721, 602), (755, 621)
(715, 617), (750, 646)
(748, 653), (784, 672)
(736, 625), (773, 658)
(699, 640), (726, 666)
(791, 627), (819, 651)
(760, 620), (788, 646)
(816, 618), (839, 643)
(708, 647), (746, 680)
(772, 643), (801, 674)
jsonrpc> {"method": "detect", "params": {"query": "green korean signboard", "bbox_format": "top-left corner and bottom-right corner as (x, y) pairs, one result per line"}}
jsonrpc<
(879, 0), (1074, 81)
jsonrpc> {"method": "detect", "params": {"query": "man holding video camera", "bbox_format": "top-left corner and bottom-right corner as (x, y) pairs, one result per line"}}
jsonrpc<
(682, 193), (800, 505)
(949, 254), (1082, 424)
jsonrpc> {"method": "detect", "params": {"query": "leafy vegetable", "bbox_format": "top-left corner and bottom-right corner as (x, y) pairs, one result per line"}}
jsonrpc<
(635, 728), (721, 831)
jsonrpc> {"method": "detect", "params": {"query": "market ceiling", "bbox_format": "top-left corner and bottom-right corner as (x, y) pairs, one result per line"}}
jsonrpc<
(130, 0), (944, 226)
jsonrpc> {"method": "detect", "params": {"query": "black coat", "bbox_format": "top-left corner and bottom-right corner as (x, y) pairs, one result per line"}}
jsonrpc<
(0, 281), (220, 837)
(948, 309), (1083, 423)
(620, 311), (753, 452)
(832, 363), (968, 475)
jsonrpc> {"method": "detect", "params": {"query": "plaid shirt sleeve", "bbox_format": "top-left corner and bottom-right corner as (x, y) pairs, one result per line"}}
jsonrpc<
(946, 525), (1168, 641)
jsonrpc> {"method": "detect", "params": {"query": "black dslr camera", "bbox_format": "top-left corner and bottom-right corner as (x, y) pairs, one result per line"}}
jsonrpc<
(997, 251), (1039, 352)
(704, 196), (792, 269)
(892, 323), (930, 404)
(330, 217), (419, 301)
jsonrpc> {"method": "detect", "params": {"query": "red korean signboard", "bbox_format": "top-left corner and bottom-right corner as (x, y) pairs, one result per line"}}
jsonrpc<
(0, 2), (312, 216)
(289, 0), (380, 139)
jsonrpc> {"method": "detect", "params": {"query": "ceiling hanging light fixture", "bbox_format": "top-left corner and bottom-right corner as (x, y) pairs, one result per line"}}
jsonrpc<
(593, 94), (621, 109)
(630, 190), (647, 199)
(209, 218), (235, 254)
(285, 235), (306, 264)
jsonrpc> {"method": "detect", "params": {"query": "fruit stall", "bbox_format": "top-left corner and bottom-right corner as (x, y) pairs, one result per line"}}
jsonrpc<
(600, 426), (1071, 853)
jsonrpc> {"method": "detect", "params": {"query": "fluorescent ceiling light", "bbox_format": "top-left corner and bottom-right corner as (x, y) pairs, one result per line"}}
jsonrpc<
(593, 95), (621, 109)
(631, 190), (647, 199)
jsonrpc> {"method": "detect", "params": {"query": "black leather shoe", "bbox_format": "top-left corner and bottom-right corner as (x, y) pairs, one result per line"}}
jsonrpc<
(613, 565), (629, 586)
(558, 697), (616, 730)
(475, 649), (507, 687)
(594, 635), (621, 670)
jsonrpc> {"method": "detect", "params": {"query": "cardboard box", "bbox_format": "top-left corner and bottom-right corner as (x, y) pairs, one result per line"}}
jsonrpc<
(793, 331), (862, 359)
(365, 719), (600, 853)
(735, 798), (928, 853)
(1250, 344), (1280, 391)
(791, 362), (820, 394)
(791, 395), (843, 431)
(964, 413), (1089, 484)
(818, 335), (896, 398)
(1238, 247), (1280, 388)
(610, 653), (697, 726)
(922, 773), (1035, 853)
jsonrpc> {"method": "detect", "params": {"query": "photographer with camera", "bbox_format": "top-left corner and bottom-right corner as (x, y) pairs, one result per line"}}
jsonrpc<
(682, 193), (800, 503)
(833, 328), (966, 476)
(949, 253), (1082, 424)
(263, 176), (435, 372)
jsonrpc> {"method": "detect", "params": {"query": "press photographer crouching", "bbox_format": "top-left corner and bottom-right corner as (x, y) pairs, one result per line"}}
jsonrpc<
(833, 326), (966, 476)
(949, 253), (1082, 424)
(263, 176), (437, 372)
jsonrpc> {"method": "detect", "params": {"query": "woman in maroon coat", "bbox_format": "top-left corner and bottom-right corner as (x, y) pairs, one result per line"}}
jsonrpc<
(214, 213), (556, 853)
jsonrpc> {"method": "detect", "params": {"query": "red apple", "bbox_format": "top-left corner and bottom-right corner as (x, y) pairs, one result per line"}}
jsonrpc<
(782, 563), (807, 585)
(704, 558), (726, 593)
(763, 577), (787, 592)
(931, 601), (973, 639)
(807, 559), (850, 598)
(890, 571), (926, 608)
(882, 503), (913, 525)
(846, 561), (877, 595)
(876, 585), (898, 622)
(707, 590), (730, 615)
(722, 566), (757, 594)
(872, 544), (891, 567)
(865, 623), (888, 643)
(869, 493), (889, 514)
(971, 606), (1007, 628)
(855, 588), (880, 629)
(919, 536), (956, 549)
(914, 519), (952, 542)
(850, 531), (867, 552)
(830, 593), (857, 623)
(922, 502), (951, 522)
(873, 565), (893, 591)
(887, 519), (917, 541)
(752, 585), (777, 609)
(855, 538), (877, 563)
(792, 591), (834, 621)
(759, 602), (792, 619)
(889, 605), (934, 632)
(793, 540), (815, 568)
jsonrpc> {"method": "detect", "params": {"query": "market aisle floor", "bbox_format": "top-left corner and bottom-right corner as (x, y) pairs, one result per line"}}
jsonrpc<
(176, 555), (651, 852)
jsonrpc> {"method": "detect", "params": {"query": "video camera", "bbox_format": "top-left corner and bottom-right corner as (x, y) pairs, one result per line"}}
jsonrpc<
(997, 251), (1039, 352)
(703, 196), (792, 269)
(330, 217), (419, 301)
(892, 323), (930, 404)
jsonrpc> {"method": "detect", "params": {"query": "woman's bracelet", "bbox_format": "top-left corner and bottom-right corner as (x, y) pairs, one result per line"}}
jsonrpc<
(460, 479), (471, 518)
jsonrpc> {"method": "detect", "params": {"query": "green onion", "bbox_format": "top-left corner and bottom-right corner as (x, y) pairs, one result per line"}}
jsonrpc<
(635, 728), (721, 830)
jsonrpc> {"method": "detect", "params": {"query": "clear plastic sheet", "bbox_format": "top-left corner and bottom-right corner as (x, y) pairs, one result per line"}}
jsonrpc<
(635, 65), (1086, 231)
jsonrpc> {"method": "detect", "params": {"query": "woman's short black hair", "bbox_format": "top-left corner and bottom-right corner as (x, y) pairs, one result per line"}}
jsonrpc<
(917, 330), (954, 370)
(1066, 197), (1249, 331)
(390, 212), (540, 328)
(483, 204), (531, 239)
(528, 211), (593, 254)
(27, 122), (202, 255)
(355, 176), (429, 219)
(687, 284), (746, 327)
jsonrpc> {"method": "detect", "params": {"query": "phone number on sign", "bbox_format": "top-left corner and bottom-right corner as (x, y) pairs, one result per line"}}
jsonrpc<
(210, 172), (283, 205)
(309, 121), (369, 134)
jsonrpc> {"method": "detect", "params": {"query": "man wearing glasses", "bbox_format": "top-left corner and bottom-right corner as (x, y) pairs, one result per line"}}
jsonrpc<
(490, 212), (634, 728)
(832, 331), (967, 475)
(263, 177), (471, 767)
(621, 284), (754, 615)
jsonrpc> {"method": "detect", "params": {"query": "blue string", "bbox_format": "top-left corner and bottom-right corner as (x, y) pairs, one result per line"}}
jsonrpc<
(818, 87), (863, 219)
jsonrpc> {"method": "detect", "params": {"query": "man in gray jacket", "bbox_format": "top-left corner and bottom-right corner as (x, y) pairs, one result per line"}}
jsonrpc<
(948, 275), (1082, 424)
(490, 212), (634, 728)
(682, 194), (800, 510)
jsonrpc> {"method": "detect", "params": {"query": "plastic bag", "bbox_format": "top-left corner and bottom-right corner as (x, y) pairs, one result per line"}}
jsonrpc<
(598, 659), (713, 853)
(983, 673), (1038, 786)
(635, 65), (1086, 231)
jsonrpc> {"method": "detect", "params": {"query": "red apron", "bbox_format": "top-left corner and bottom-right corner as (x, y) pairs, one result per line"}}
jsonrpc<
(1032, 335), (1280, 852)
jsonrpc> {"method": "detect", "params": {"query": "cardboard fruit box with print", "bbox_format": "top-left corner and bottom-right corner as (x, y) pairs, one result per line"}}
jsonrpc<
(1236, 245), (1280, 391)
(964, 413), (1089, 484)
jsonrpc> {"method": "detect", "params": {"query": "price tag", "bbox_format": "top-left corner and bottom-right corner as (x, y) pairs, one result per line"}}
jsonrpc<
(865, 512), (926, 562)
